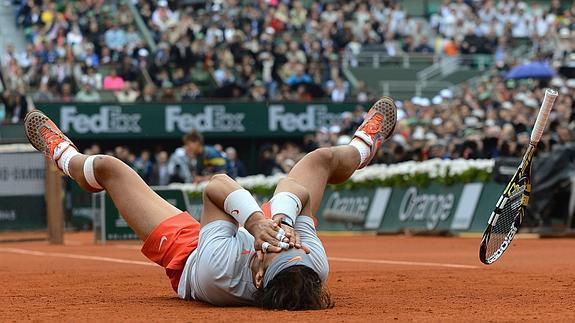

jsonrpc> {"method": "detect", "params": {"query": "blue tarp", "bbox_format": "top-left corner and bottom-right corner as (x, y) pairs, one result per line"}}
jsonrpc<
(505, 61), (556, 80)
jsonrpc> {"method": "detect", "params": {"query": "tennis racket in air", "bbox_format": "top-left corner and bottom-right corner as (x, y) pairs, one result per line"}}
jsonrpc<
(479, 88), (559, 265)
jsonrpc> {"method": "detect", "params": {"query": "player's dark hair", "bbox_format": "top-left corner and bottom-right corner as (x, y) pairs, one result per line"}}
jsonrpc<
(253, 265), (333, 310)
(183, 130), (204, 145)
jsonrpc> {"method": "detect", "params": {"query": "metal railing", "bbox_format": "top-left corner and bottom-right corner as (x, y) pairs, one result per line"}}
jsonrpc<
(416, 54), (494, 88)
(379, 80), (454, 98)
(123, 0), (157, 52)
(345, 52), (440, 69)
(349, 52), (495, 71)
(416, 61), (441, 86)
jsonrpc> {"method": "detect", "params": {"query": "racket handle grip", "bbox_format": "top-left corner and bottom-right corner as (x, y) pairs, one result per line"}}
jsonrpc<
(530, 88), (558, 144)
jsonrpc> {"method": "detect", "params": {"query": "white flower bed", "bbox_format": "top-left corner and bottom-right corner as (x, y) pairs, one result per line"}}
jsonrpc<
(170, 159), (494, 195)
(349, 158), (494, 183)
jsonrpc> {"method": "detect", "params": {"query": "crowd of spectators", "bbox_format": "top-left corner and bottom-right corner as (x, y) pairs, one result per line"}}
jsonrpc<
(1, 0), (150, 123)
(1, 0), (574, 121)
(428, 0), (575, 63)
(0, 0), (574, 182)
(381, 74), (574, 163)
(83, 140), (248, 186)
(84, 70), (574, 184)
(133, 0), (408, 103)
(255, 74), (574, 174)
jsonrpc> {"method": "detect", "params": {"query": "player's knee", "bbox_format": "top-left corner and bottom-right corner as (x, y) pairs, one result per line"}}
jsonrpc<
(209, 173), (233, 186)
(92, 155), (123, 181)
(204, 174), (233, 196)
(311, 147), (335, 166)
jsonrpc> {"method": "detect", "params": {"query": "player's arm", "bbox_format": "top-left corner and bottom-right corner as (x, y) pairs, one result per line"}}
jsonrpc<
(202, 174), (286, 253)
(269, 177), (312, 252)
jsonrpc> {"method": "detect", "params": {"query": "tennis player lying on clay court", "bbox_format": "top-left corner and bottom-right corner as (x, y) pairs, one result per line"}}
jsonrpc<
(24, 97), (397, 310)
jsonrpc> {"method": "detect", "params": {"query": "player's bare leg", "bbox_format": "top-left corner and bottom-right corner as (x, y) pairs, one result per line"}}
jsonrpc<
(24, 110), (180, 240)
(273, 97), (397, 216)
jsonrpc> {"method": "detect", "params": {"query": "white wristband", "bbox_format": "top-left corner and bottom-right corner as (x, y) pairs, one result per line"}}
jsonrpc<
(270, 191), (301, 227)
(223, 189), (263, 226)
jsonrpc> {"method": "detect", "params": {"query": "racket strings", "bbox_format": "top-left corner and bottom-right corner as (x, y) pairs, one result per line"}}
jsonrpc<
(486, 186), (525, 258)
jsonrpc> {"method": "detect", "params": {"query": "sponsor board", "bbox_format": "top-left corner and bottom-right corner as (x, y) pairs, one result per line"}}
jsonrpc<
(378, 183), (485, 232)
(318, 188), (391, 231)
(0, 152), (46, 231)
(99, 188), (192, 241)
(40, 103), (364, 139)
(0, 196), (46, 230)
(165, 105), (245, 133)
(97, 182), (504, 240)
(0, 152), (45, 196)
(68, 181), (94, 229)
(61, 106), (141, 134)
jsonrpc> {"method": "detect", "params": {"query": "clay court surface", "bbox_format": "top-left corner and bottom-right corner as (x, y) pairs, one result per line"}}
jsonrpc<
(1, 232), (574, 322)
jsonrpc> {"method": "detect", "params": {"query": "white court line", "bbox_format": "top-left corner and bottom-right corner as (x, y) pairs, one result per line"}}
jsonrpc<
(0, 247), (477, 269)
(329, 256), (478, 269)
(0, 247), (155, 267)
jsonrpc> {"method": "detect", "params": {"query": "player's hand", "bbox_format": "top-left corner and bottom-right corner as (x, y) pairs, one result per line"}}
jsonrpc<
(273, 216), (311, 254)
(245, 215), (285, 253)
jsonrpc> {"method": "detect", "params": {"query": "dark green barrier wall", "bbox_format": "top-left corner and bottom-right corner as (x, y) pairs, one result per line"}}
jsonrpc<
(0, 196), (45, 230)
(39, 103), (370, 139)
(97, 182), (505, 241)
(97, 188), (191, 241)
(0, 152), (46, 231)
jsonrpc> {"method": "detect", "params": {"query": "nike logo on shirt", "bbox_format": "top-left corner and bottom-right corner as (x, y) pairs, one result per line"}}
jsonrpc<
(159, 235), (168, 251)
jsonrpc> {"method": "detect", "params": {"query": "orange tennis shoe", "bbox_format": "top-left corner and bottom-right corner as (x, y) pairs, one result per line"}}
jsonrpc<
(24, 110), (77, 163)
(353, 97), (397, 168)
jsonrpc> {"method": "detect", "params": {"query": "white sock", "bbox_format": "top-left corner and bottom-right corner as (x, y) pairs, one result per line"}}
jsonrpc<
(55, 143), (80, 177)
(349, 138), (371, 165)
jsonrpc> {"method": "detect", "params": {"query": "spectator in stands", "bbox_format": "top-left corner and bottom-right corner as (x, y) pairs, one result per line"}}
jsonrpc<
(80, 67), (103, 90)
(259, 144), (281, 176)
(82, 44), (100, 68)
(118, 57), (139, 83)
(1, 89), (27, 124)
(286, 64), (312, 86)
(149, 151), (171, 186)
(114, 146), (133, 166)
(151, 0), (178, 32)
(104, 22), (127, 53)
(180, 83), (202, 101)
(1, 44), (16, 69)
(138, 84), (157, 102)
(329, 78), (347, 102)
(225, 147), (247, 179)
(175, 130), (231, 183)
(414, 36), (434, 54)
(32, 82), (54, 102)
(133, 150), (153, 184)
(352, 81), (372, 102)
(75, 83), (101, 102)
(168, 134), (198, 184)
(115, 81), (140, 103)
(60, 83), (74, 102)
(102, 69), (125, 91)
